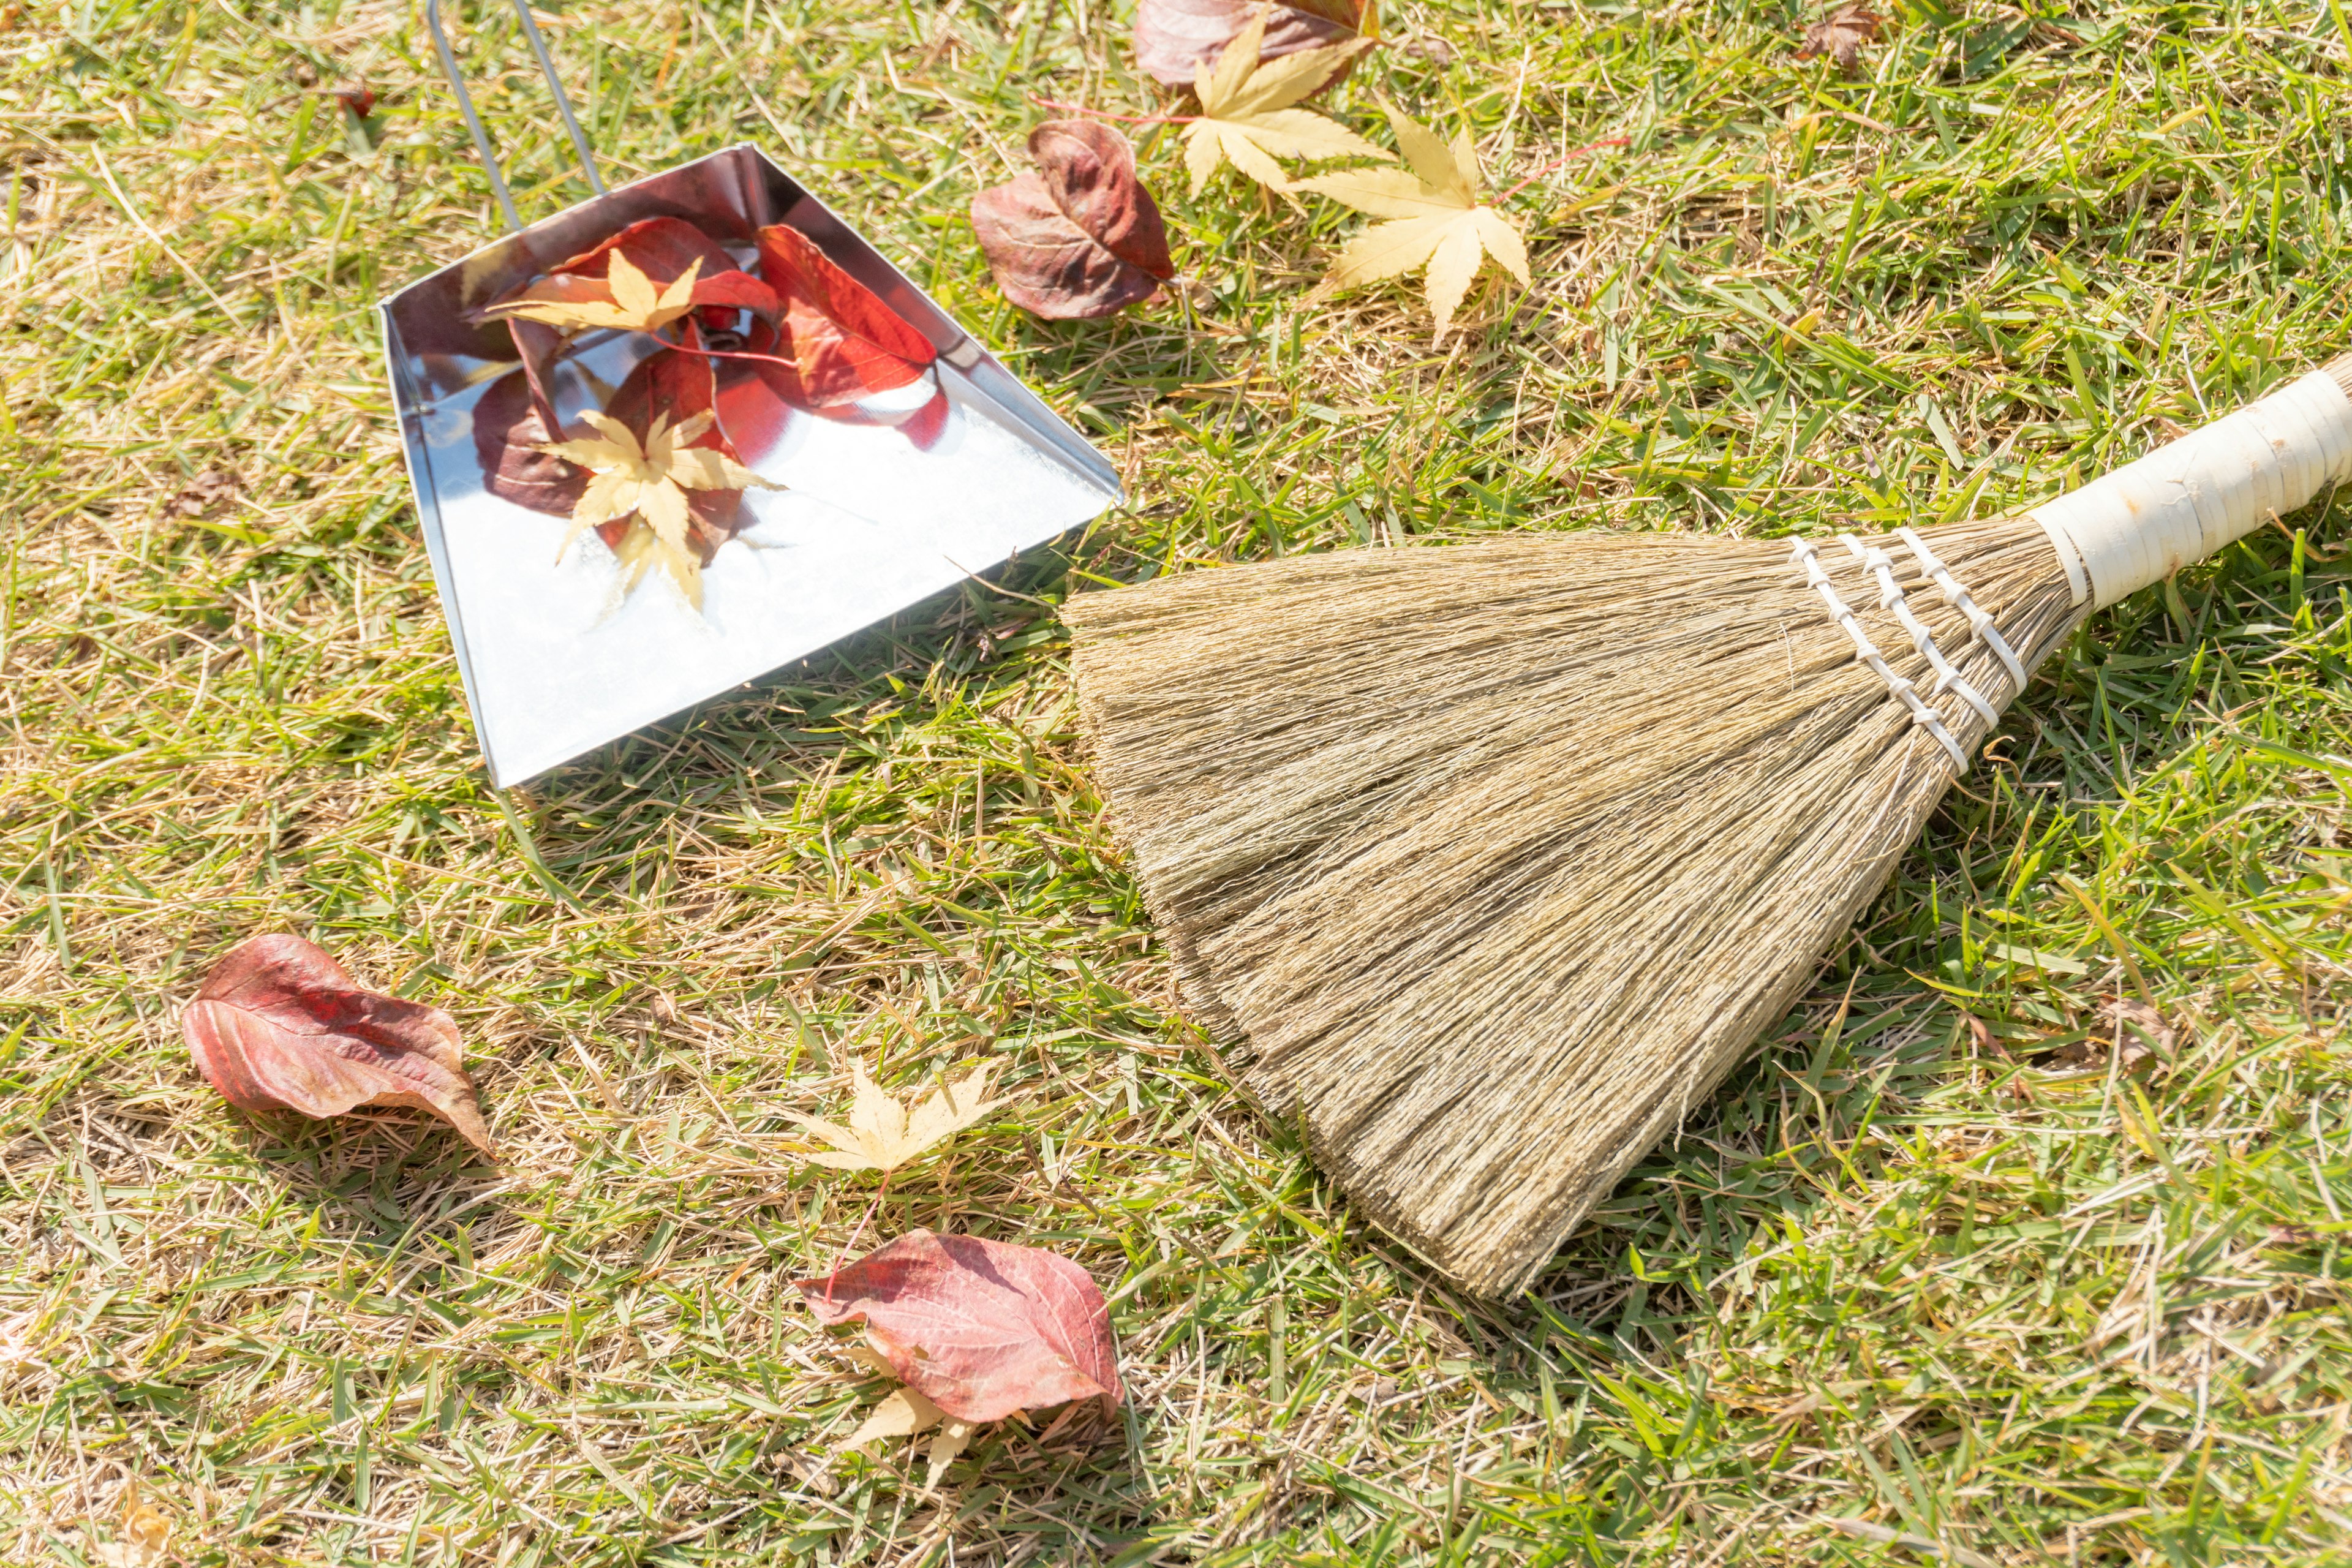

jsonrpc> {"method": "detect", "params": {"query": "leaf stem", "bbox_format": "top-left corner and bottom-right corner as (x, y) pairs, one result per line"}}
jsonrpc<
(1495, 135), (1632, 203)
(649, 332), (802, 371)
(1026, 95), (1198, 125)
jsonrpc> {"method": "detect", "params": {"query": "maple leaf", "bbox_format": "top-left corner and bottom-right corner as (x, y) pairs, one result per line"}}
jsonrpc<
(1182, 7), (1385, 195)
(489, 249), (707, 334)
(180, 934), (492, 1155)
(1293, 99), (1532, 341)
(790, 1060), (1006, 1173)
(1796, 4), (1882, 70)
(799, 1229), (1123, 1423)
(539, 408), (778, 609)
(834, 1370), (977, 1491)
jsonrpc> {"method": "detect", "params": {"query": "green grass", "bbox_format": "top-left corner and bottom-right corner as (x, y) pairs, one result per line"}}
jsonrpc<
(6, 0), (2352, 1562)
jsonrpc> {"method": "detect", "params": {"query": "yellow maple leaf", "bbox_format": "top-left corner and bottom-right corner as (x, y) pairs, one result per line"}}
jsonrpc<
(791, 1059), (1007, 1174)
(488, 250), (705, 334)
(538, 409), (778, 609)
(1182, 7), (1385, 196)
(1293, 99), (1532, 341)
(835, 1376), (977, 1491)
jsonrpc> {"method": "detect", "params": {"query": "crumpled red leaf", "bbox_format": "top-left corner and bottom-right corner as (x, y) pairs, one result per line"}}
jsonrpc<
(181, 935), (492, 1155)
(797, 1230), (1121, 1424)
(753, 222), (938, 405)
(971, 122), (1175, 321)
(1131, 0), (1370, 86)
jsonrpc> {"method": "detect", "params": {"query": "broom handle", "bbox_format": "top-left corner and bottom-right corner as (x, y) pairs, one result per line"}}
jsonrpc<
(2032, 355), (2352, 609)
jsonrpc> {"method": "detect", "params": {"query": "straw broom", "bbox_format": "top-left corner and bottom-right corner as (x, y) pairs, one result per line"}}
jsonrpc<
(1066, 354), (2352, 1298)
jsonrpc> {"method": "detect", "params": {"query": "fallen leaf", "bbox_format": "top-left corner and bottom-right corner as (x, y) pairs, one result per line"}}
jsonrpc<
(492, 250), (706, 334)
(603, 333), (761, 550)
(971, 121), (1176, 320)
(797, 1229), (1121, 1423)
(791, 1060), (1007, 1173)
(165, 469), (238, 519)
(752, 222), (940, 405)
(2105, 997), (2178, 1060)
(481, 217), (779, 336)
(1294, 98), (1532, 340)
(1132, 0), (1371, 87)
(925, 1419), (978, 1491)
(1182, 8), (1384, 195)
(2047, 997), (2173, 1073)
(473, 369), (589, 519)
(91, 1480), (169, 1568)
(1796, 4), (1882, 70)
(840, 1384), (946, 1449)
(539, 400), (778, 610)
(182, 935), (494, 1154)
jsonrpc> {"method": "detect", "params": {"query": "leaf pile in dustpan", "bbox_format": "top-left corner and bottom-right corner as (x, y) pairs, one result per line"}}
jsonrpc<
(466, 216), (948, 609)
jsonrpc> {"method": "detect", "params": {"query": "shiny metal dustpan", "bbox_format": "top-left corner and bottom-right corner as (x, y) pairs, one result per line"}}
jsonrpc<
(384, 1), (1121, 787)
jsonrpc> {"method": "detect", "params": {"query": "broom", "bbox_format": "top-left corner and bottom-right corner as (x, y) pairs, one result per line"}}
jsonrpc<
(1066, 353), (2352, 1298)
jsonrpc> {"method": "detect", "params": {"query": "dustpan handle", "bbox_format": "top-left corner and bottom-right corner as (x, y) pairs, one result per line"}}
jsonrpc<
(424, 0), (606, 233)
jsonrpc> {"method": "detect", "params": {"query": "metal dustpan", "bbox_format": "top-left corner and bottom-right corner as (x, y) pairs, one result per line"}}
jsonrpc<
(383, 1), (1121, 786)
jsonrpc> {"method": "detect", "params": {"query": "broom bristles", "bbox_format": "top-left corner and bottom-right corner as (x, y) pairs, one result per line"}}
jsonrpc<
(1067, 515), (2084, 1296)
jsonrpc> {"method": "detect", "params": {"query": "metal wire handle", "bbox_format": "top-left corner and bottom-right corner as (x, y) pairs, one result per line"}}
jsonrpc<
(424, 0), (606, 232)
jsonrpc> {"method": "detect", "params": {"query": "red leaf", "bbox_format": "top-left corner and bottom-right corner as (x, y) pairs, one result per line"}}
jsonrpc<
(1131, 0), (1369, 87)
(181, 935), (493, 1155)
(797, 1230), (1121, 1423)
(972, 121), (1173, 321)
(473, 368), (587, 519)
(754, 222), (938, 405)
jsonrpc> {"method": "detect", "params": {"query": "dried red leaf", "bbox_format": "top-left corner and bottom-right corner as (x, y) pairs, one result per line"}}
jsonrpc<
(1132, 0), (1370, 86)
(971, 122), (1174, 322)
(1796, 4), (1882, 69)
(473, 368), (587, 519)
(797, 1230), (1121, 1424)
(754, 222), (939, 405)
(181, 935), (492, 1155)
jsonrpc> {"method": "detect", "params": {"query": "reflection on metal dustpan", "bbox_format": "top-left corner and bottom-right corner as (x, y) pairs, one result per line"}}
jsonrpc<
(383, 0), (1121, 787)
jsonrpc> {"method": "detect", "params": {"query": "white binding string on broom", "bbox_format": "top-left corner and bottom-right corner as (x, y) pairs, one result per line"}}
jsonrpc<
(1787, 535), (1969, 767)
(1894, 524), (2027, 690)
(1841, 533), (1999, 726)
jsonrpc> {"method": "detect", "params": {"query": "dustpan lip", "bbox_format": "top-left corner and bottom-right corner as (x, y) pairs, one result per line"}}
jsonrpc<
(373, 140), (777, 314)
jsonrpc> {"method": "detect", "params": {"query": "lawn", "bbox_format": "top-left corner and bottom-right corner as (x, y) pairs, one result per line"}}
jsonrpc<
(6, 0), (2352, 1563)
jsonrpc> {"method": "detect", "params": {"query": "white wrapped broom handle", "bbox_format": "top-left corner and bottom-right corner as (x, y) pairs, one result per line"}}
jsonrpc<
(2032, 357), (2352, 609)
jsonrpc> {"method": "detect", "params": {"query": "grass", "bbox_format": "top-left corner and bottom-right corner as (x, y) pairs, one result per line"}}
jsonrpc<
(4, 0), (2352, 1562)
